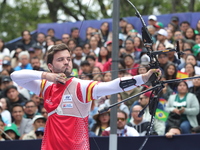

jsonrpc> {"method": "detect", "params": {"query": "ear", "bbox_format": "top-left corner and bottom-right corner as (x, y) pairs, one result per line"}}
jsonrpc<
(47, 63), (53, 72)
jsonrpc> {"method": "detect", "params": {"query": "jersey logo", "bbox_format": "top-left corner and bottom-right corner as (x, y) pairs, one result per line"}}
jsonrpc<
(62, 94), (73, 102)
(62, 103), (73, 108)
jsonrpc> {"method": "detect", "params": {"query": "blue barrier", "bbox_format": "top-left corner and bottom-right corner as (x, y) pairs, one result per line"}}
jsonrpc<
(0, 134), (200, 150)
(37, 12), (200, 40)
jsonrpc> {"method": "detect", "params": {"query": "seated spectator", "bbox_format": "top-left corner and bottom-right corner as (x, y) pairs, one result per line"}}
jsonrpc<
(189, 75), (200, 124)
(102, 110), (139, 137)
(0, 97), (11, 124)
(2, 123), (20, 140)
(129, 91), (165, 135)
(11, 104), (33, 137)
(23, 100), (40, 119)
(79, 61), (92, 76)
(91, 104), (110, 136)
(30, 56), (46, 71)
(88, 100), (98, 130)
(165, 81), (199, 134)
(4, 85), (28, 107)
(14, 51), (33, 71)
(22, 115), (46, 140)
(31, 94), (43, 113)
(73, 46), (85, 67)
(123, 54), (139, 76)
(165, 126), (181, 138)
(10, 47), (23, 68)
(86, 55), (103, 72)
(127, 105), (151, 136)
(35, 127), (45, 139)
(120, 73), (141, 109)
(2, 59), (14, 75)
(41, 107), (48, 119)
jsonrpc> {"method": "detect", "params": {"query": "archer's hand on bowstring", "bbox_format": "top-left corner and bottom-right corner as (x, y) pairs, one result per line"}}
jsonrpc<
(42, 72), (67, 84)
(142, 69), (162, 84)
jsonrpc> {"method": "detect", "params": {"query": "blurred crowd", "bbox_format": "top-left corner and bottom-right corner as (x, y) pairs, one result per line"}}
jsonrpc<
(1, 14), (200, 141)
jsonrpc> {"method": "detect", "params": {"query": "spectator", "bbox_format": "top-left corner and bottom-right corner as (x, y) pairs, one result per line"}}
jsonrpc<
(83, 43), (90, 56)
(98, 22), (112, 44)
(174, 30), (185, 41)
(41, 107), (48, 119)
(102, 110), (139, 137)
(164, 63), (177, 92)
(180, 54), (200, 75)
(170, 16), (180, 30)
(0, 97), (11, 124)
(180, 21), (190, 35)
(24, 100), (40, 119)
(155, 29), (170, 50)
(119, 18), (128, 35)
(61, 33), (70, 45)
(67, 39), (77, 51)
(31, 94), (43, 113)
(98, 46), (110, 65)
(79, 60), (92, 75)
(165, 81), (199, 134)
(10, 47), (23, 68)
(157, 53), (170, 73)
(165, 126), (181, 138)
(30, 57), (46, 71)
(195, 20), (200, 33)
(22, 115), (46, 140)
(125, 38), (141, 63)
(130, 91), (165, 135)
(14, 51), (33, 71)
(47, 28), (57, 41)
(86, 55), (103, 72)
(91, 104), (110, 136)
(89, 36), (100, 57)
(2, 123), (20, 140)
(11, 104), (33, 137)
(185, 27), (196, 41)
(4, 85), (28, 107)
(127, 105), (151, 136)
(73, 46), (84, 67)
(35, 127), (45, 139)
(33, 33), (47, 54)
(16, 30), (35, 51)
(189, 75), (200, 124)
(191, 126), (200, 133)
(124, 54), (139, 76)
(70, 27), (84, 46)
(148, 15), (157, 26)
(2, 60), (14, 75)
(33, 45), (44, 60)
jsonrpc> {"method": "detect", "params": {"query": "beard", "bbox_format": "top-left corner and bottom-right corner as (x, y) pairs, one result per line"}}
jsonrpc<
(52, 66), (72, 77)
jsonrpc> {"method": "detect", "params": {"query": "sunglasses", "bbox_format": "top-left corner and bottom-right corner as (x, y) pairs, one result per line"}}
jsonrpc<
(117, 118), (126, 121)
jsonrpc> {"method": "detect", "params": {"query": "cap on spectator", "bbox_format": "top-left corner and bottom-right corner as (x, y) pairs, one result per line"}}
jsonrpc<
(148, 15), (157, 21)
(157, 29), (168, 37)
(93, 104), (110, 121)
(192, 44), (200, 56)
(140, 54), (150, 65)
(106, 41), (112, 46)
(119, 18), (128, 22)
(35, 127), (45, 133)
(32, 115), (46, 124)
(28, 47), (35, 52)
(2, 76), (12, 83)
(2, 60), (11, 66)
(166, 43), (175, 49)
(153, 22), (164, 28)
(171, 16), (179, 22)
(144, 91), (154, 98)
(4, 123), (20, 138)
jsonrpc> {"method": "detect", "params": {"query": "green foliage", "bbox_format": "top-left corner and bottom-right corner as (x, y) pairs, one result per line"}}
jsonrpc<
(1, 0), (200, 42)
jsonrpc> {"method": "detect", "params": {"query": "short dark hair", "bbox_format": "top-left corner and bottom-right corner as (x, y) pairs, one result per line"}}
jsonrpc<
(80, 61), (90, 67)
(168, 126), (182, 134)
(117, 110), (127, 120)
(47, 43), (71, 64)
(180, 21), (190, 26)
(11, 104), (24, 113)
(24, 100), (36, 107)
(5, 85), (18, 95)
(86, 55), (95, 61)
(71, 27), (79, 33)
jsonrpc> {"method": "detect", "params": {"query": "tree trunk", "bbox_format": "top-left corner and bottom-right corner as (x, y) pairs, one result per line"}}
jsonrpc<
(189, 0), (195, 12)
